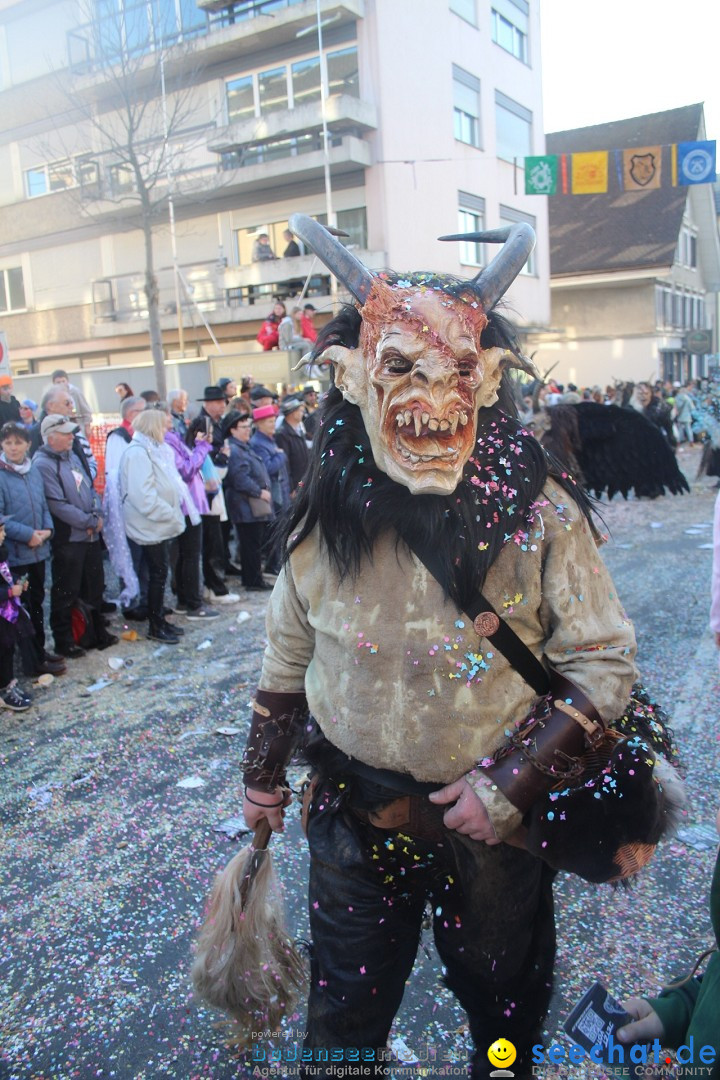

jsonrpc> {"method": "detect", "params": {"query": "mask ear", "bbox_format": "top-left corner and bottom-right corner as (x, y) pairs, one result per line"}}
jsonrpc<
(475, 347), (505, 408)
(325, 345), (367, 406)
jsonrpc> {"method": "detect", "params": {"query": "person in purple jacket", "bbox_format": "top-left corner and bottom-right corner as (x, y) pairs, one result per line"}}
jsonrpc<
(164, 419), (219, 621)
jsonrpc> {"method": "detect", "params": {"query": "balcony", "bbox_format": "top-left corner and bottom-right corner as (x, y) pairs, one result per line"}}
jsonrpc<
(192, 0), (364, 63)
(208, 95), (377, 154)
(90, 248), (386, 334)
(206, 134), (371, 198)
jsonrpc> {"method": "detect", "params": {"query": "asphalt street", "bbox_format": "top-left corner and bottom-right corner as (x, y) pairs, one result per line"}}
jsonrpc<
(1, 445), (719, 1080)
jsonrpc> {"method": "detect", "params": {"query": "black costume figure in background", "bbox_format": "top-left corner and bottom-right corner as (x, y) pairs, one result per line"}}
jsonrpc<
(531, 397), (689, 500)
(241, 216), (639, 1078)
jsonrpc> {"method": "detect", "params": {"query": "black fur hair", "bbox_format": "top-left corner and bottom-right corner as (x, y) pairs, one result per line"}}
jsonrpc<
(285, 304), (594, 611)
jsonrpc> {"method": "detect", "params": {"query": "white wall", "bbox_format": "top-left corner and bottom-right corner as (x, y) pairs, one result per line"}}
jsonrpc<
(360, 0), (549, 327)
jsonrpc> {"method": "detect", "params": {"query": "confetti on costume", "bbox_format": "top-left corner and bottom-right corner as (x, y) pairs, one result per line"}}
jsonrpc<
(237, 215), (680, 1078)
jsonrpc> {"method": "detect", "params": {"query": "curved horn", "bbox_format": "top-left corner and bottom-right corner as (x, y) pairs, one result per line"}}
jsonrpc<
(289, 213), (375, 304)
(438, 223), (536, 310)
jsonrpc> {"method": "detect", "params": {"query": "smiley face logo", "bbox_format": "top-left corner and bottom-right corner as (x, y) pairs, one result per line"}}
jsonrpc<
(487, 1039), (517, 1070)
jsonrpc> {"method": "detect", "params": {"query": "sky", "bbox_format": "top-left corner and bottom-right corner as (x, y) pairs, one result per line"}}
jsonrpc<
(540, 0), (719, 142)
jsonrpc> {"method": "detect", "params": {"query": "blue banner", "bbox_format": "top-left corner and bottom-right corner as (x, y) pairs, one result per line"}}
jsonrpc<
(677, 140), (716, 185)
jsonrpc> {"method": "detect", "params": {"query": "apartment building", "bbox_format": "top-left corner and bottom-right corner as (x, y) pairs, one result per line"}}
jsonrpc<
(0, 0), (549, 408)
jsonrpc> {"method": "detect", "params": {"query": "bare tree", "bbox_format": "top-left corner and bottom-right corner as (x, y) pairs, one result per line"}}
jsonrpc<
(56, 1), (210, 398)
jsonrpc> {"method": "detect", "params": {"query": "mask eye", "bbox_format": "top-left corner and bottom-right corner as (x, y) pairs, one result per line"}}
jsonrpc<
(458, 358), (477, 378)
(384, 352), (413, 375)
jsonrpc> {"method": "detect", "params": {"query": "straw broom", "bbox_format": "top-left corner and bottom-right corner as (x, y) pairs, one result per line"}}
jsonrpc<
(191, 818), (306, 1047)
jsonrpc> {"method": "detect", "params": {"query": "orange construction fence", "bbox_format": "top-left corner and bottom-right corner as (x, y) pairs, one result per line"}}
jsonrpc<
(88, 421), (117, 497)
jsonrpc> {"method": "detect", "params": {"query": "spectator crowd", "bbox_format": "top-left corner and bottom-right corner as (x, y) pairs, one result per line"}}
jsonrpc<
(0, 369), (321, 714)
(1, 360), (717, 716)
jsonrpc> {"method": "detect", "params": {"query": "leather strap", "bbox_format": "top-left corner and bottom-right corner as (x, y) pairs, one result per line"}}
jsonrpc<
(405, 534), (550, 696)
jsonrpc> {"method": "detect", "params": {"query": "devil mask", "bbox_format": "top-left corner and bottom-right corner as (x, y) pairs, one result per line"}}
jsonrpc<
(289, 215), (536, 495)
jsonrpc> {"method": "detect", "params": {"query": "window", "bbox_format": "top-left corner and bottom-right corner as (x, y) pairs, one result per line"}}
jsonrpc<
(491, 0), (529, 62)
(292, 57), (321, 108)
(0, 267), (26, 313)
(24, 156), (101, 198)
(258, 66), (288, 115)
(225, 45), (359, 125)
(91, 0), (207, 66)
(495, 91), (531, 160)
(457, 193), (486, 266)
(227, 75), (254, 123)
(317, 207), (368, 249)
(450, 0), (477, 24)
(453, 65), (481, 148)
(48, 159), (74, 192)
(327, 47), (359, 98)
(499, 205), (536, 275)
(77, 156), (101, 195)
(109, 162), (135, 196)
(656, 285), (672, 329)
(25, 168), (48, 198)
(677, 225), (698, 269)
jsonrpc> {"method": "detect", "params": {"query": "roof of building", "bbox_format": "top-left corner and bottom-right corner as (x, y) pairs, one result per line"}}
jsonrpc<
(546, 103), (705, 277)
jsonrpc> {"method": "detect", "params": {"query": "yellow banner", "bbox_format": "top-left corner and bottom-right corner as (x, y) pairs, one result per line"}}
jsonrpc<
(622, 146), (662, 190)
(571, 151), (608, 194)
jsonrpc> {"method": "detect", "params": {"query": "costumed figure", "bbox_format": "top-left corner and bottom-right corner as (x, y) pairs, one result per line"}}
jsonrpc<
(694, 372), (720, 486)
(530, 378), (689, 500)
(233, 217), (682, 1078)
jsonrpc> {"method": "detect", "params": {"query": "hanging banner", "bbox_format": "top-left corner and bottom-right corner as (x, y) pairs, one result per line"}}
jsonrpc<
(677, 140), (716, 185)
(571, 151), (608, 194)
(622, 146), (662, 190)
(524, 155), (558, 195)
(524, 138), (716, 194)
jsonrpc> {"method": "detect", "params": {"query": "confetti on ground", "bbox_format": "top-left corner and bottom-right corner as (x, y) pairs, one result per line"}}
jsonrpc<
(1, 449), (718, 1079)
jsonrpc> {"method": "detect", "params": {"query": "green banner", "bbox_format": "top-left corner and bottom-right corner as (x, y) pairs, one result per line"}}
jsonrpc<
(525, 155), (558, 195)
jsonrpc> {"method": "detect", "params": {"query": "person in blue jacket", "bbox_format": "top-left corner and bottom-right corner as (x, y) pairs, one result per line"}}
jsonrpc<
(0, 422), (65, 676)
(249, 404), (290, 576)
(224, 410), (274, 591)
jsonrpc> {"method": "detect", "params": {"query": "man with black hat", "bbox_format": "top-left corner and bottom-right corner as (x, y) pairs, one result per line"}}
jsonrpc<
(274, 396), (309, 495)
(186, 387), (238, 601)
(249, 385), (277, 411)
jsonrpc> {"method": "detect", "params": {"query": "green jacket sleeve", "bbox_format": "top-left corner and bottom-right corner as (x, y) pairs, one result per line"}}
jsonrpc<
(646, 978), (702, 1048)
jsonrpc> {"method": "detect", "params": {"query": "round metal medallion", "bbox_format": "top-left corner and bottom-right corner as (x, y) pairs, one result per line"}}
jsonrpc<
(473, 611), (500, 637)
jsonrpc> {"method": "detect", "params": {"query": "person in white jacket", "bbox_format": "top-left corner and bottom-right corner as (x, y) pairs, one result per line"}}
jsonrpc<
(119, 409), (185, 643)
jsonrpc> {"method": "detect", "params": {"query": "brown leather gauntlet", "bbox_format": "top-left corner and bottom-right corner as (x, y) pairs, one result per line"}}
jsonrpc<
(479, 671), (606, 815)
(242, 689), (309, 792)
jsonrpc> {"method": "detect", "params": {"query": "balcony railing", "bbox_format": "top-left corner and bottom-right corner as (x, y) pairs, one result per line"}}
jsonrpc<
(68, 0), (363, 78)
(209, 95), (377, 155)
(90, 249), (386, 331)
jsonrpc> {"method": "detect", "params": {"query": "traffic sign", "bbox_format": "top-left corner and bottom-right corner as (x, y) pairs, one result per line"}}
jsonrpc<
(686, 329), (713, 354)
